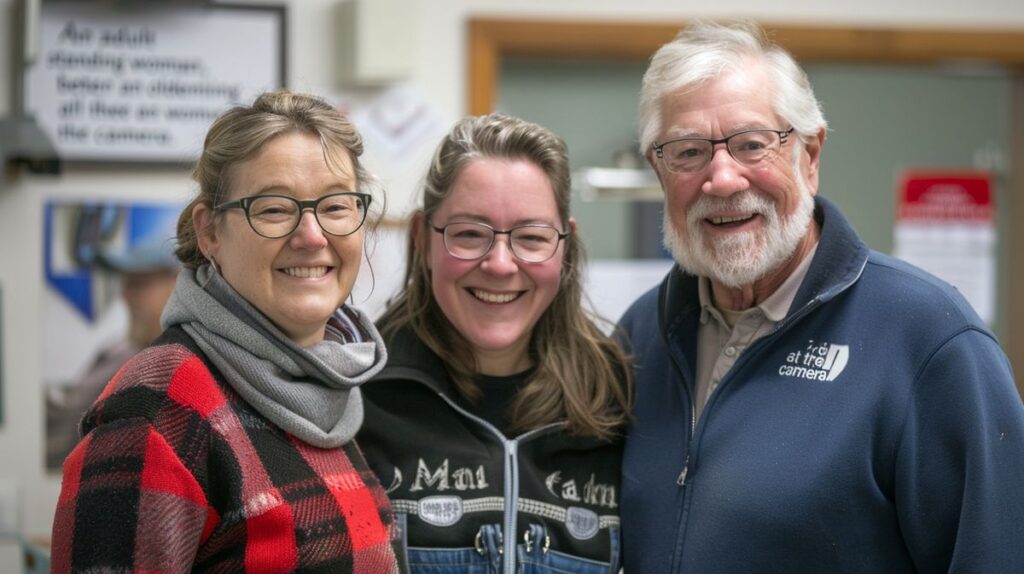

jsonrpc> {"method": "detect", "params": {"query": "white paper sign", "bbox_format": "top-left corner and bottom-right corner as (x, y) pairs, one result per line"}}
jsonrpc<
(23, 3), (285, 162)
(893, 171), (996, 325)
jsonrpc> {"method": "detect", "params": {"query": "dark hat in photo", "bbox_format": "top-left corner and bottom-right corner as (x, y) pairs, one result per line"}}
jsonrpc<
(95, 235), (180, 274)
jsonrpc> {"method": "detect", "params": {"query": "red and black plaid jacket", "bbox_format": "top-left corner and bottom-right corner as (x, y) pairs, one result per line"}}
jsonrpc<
(51, 326), (402, 573)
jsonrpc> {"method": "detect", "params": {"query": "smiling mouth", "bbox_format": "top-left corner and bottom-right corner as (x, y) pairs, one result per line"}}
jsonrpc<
(707, 213), (757, 227)
(282, 266), (331, 278)
(469, 288), (522, 304)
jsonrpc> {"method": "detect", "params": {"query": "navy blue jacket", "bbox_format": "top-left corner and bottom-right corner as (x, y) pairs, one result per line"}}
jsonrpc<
(618, 197), (1024, 573)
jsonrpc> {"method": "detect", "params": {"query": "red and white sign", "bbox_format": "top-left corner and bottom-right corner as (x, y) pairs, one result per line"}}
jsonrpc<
(894, 171), (995, 324)
(897, 172), (993, 223)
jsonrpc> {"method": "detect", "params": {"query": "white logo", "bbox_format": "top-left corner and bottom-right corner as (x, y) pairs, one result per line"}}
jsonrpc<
(408, 458), (489, 492)
(418, 495), (464, 527)
(544, 471), (617, 509)
(778, 340), (849, 381)
(384, 467), (402, 494)
(565, 507), (599, 540)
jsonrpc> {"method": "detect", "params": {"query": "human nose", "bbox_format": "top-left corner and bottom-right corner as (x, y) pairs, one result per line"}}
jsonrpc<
(479, 234), (518, 275)
(288, 210), (329, 249)
(701, 145), (748, 197)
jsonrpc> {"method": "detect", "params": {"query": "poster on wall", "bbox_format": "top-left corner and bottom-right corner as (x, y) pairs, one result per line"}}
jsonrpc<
(23, 2), (285, 162)
(893, 170), (995, 325)
(43, 201), (181, 470)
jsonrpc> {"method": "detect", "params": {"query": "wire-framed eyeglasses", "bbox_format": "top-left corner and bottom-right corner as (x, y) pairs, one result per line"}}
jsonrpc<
(216, 192), (371, 239)
(431, 221), (568, 263)
(653, 127), (795, 174)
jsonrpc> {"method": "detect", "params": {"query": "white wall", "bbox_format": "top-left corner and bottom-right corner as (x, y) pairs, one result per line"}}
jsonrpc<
(1, 0), (1023, 566)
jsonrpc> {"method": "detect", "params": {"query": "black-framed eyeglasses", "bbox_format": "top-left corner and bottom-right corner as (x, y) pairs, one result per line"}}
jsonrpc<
(652, 127), (795, 174)
(216, 192), (371, 239)
(431, 221), (568, 263)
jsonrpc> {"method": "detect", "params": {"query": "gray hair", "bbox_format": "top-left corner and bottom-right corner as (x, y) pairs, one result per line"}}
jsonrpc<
(638, 20), (827, 153)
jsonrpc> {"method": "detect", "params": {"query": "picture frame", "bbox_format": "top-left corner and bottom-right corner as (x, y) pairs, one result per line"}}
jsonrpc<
(21, 2), (287, 163)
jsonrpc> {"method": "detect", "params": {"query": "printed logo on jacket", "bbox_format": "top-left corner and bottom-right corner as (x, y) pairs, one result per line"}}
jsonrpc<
(778, 340), (849, 381)
(385, 458), (617, 540)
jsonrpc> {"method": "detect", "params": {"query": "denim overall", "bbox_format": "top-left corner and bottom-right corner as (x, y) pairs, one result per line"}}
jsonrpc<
(399, 514), (622, 574)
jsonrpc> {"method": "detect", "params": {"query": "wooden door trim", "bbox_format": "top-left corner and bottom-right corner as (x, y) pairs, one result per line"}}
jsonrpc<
(468, 19), (1024, 115)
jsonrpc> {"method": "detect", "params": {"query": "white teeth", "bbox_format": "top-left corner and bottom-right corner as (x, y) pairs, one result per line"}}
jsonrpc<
(471, 289), (518, 304)
(709, 214), (754, 225)
(283, 266), (328, 278)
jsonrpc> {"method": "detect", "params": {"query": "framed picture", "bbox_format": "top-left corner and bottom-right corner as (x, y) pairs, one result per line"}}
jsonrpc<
(21, 2), (286, 163)
(43, 200), (181, 469)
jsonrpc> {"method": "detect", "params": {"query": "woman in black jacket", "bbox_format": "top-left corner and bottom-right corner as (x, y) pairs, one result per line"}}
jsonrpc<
(359, 113), (632, 574)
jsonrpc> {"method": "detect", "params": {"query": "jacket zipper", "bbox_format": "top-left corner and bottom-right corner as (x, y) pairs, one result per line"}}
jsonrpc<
(429, 389), (562, 571)
(504, 441), (518, 572)
(666, 332), (696, 487)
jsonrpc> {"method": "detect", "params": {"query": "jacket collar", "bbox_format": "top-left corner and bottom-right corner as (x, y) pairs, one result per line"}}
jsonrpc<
(792, 196), (869, 309)
(374, 325), (458, 396)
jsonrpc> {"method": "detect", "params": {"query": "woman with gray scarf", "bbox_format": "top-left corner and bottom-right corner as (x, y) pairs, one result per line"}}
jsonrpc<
(51, 90), (402, 573)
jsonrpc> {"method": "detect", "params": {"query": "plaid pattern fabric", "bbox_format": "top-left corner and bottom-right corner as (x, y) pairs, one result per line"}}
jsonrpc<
(51, 327), (401, 573)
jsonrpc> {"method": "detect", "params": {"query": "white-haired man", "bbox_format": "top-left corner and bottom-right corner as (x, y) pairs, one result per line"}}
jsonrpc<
(617, 20), (1024, 572)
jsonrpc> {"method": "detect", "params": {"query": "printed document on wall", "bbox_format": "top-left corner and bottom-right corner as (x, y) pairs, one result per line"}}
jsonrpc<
(893, 171), (995, 325)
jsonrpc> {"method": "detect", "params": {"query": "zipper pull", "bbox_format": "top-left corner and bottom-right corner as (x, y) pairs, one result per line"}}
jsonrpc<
(676, 457), (690, 486)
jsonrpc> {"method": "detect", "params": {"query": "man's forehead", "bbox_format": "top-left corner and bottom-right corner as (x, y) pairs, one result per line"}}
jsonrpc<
(661, 121), (775, 140)
(657, 72), (781, 138)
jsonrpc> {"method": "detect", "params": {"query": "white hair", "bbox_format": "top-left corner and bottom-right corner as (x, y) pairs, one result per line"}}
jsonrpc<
(638, 20), (827, 154)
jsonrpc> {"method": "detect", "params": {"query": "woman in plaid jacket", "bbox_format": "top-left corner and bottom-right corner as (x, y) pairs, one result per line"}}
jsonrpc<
(51, 90), (402, 573)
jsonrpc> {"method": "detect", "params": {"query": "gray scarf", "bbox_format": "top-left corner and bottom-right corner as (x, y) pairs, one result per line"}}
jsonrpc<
(161, 264), (387, 448)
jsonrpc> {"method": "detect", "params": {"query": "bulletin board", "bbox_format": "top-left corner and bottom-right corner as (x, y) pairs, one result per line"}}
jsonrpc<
(21, 2), (286, 163)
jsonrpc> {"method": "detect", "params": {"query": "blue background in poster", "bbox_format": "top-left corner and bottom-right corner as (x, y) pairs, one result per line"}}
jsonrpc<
(44, 202), (180, 322)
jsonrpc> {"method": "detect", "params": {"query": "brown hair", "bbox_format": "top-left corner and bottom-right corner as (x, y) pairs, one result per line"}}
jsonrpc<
(379, 114), (632, 440)
(176, 89), (380, 268)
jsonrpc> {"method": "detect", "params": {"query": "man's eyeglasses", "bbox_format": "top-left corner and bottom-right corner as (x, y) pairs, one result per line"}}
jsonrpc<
(216, 192), (371, 239)
(431, 221), (568, 263)
(652, 127), (795, 174)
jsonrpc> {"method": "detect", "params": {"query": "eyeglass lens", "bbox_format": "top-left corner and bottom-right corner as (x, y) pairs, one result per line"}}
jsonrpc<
(442, 222), (561, 262)
(246, 194), (367, 238)
(660, 129), (782, 173)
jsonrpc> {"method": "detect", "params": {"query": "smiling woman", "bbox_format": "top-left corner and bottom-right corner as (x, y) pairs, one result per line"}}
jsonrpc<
(50, 90), (402, 573)
(359, 114), (633, 574)
(193, 132), (367, 347)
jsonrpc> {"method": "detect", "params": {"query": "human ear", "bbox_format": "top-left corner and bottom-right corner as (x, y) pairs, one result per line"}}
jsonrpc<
(802, 128), (826, 195)
(193, 202), (219, 259)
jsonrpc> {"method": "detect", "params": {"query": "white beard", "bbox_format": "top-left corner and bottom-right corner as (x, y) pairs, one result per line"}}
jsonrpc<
(662, 155), (816, 289)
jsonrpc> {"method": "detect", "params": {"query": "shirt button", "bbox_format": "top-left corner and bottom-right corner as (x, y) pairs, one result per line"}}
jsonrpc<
(724, 346), (737, 357)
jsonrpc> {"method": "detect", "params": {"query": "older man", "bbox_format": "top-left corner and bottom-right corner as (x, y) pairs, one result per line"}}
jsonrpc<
(617, 21), (1024, 572)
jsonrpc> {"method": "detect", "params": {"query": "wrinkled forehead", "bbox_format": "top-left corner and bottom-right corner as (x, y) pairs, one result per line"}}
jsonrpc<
(658, 66), (781, 139)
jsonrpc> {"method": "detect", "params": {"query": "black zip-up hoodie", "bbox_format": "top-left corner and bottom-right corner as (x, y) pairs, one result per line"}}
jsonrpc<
(359, 327), (624, 573)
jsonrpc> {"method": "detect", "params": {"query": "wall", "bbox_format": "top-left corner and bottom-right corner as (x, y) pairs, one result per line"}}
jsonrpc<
(1, 0), (1023, 566)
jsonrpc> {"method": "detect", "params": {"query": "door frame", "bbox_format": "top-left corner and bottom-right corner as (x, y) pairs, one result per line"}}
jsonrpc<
(467, 18), (1024, 396)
